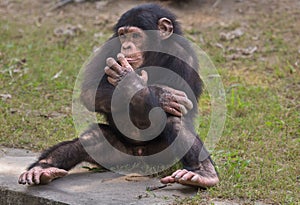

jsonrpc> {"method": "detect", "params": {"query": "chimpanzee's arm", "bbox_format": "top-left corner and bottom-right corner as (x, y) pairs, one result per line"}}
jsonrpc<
(127, 84), (194, 128)
(81, 73), (191, 120)
(80, 78), (115, 114)
(104, 54), (193, 118)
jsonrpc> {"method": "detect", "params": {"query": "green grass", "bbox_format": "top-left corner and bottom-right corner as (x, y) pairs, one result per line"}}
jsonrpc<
(186, 5), (300, 204)
(0, 19), (108, 149)
(0, 1), (299, 204)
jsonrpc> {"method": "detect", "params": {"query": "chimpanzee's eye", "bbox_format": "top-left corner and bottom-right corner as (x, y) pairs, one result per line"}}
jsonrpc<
(132, 32), (142, 39)
(119, 33), (126, 39)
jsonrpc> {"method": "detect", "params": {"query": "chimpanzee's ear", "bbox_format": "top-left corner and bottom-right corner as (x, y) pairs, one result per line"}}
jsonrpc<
(158, 18), (173, 40)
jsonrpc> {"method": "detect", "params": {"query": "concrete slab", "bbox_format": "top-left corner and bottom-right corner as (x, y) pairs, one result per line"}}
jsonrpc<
(0, 147), (197, 205)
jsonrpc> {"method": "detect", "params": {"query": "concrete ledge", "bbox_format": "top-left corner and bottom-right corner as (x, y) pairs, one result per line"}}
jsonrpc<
(0, 147), (197, 205)
(0, 187), (67, 205)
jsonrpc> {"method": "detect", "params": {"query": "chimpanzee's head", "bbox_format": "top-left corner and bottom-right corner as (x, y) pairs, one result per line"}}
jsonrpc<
(113, 4), (182, 69)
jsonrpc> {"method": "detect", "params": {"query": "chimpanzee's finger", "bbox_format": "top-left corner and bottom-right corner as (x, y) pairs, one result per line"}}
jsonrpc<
(169, 101), (187, 115)
(163, 105), (182, 117)
(177, 174), (209, 187)
(174, 95), (193, 111)
(178, 177), (200, 186)
(33, 170), (42, 185)
(160, 176), (176, 184)
(106, 57), (123, 74)
(180, 171), (195, 181)
(171, 169), (187, 178)
(104, 66), (119, 79)
(140, 70), (148, 83)
(191, 175), (200, 182)
(164, 87), (186, 97)
(173, 89), (187, 97)
(18, 172), (27, 184)
(107, 77), (118, 87)
(117, 53), (133, 71)
(26, 171), (34, 185)
(174, 169), (189, 179)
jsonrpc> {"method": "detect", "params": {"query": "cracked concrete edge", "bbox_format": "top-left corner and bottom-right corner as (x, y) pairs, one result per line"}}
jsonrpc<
(0, 147), (198, 205)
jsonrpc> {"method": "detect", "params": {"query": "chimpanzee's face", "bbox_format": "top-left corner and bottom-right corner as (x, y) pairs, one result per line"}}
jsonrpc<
(118, 26), (146, 69)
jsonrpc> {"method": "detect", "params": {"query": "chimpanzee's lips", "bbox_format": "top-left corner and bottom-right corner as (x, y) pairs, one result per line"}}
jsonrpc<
(126, 58), (138, 63)
(125, 56), (140, 63)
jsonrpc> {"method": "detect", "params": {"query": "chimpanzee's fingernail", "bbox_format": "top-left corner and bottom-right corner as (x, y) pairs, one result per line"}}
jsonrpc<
(117, 53), (125, 59)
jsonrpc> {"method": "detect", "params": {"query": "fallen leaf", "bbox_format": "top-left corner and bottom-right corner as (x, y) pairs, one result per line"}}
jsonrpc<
(54, 24), (84, 37)
(225, 46), (258, 60)
(51, 70), (63, 80)
(241, 46), (258, 55)
(220, 28), (244, 41)
(0, 94), (12, 100)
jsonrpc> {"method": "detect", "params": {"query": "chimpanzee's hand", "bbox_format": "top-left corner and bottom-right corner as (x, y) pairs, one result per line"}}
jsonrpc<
(105, 53), (133, 86)
(160, 87), (193, 117)
(18, 166), (68, 185)
(105, 53), (147, 87)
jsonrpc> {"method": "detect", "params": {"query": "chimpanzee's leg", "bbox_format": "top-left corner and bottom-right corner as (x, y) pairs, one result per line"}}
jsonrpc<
(160, 116), (219, 188)
(18, 123), (132, 185)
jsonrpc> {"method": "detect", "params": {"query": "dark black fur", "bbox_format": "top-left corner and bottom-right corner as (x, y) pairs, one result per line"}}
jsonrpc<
(81, 3), (202, 116)
(114, 4), (182, 35)
(79, 3), (206, 166)
(27, 4), (216, 181)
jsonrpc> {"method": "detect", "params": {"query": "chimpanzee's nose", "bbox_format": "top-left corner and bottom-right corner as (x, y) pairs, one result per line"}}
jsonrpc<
(122, 42), (132, 50)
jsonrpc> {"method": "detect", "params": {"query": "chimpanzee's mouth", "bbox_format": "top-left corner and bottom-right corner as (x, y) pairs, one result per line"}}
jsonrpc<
(126, 58), (139, 63)
(125, 56), (141, 63)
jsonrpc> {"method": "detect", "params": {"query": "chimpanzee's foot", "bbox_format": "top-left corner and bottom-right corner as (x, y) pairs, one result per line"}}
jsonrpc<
(160, 169), (219, 188)
(18, 167), (68, 185)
